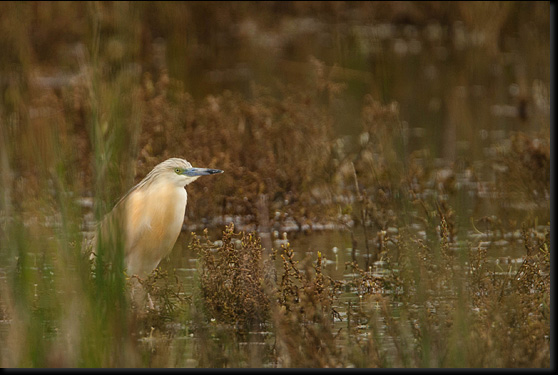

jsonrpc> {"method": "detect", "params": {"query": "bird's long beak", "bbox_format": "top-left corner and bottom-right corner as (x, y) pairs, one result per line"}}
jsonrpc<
(183, 167), (223, 177)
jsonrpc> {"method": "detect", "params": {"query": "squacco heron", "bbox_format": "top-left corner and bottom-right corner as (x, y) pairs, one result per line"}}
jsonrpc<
(92, 158), (223, 278)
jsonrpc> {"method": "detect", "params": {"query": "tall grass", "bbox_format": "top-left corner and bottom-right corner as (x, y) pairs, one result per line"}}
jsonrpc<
(0, 2), (145, 367)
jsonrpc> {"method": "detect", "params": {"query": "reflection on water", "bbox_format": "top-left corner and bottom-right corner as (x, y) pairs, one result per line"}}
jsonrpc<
(162, 6), (549, 163)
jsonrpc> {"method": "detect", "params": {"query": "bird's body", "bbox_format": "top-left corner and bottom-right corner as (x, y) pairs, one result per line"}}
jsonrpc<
(91, 158), (223, 278)
(122, 177), (187, 276)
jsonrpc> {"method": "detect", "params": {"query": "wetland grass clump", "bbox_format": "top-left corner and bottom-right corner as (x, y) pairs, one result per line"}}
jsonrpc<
(187, 224), (271, 368)
(273, 245), (343, 368)
(193, 223), (270, 332)
(465, 226), (550, 367)
(190, 224), (345, 368)
(342, 217), (550, 368)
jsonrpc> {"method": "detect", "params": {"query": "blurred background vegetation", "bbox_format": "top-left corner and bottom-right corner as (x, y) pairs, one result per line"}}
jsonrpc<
(0, 1), (550, 368)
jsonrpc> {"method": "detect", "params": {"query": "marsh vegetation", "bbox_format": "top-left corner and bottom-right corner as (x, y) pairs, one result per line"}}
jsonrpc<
(0, 1), (550, 368)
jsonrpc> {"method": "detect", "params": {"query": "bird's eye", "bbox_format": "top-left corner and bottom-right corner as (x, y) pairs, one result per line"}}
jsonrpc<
(174, 168), (181, 174)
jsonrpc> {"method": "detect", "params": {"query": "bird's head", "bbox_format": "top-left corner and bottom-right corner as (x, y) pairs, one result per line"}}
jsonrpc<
(151, 158), (223, 187)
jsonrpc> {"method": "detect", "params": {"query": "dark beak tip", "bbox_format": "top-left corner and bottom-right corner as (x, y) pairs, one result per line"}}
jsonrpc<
(202, 169), (223, 176)
(184, 168), (224, 177)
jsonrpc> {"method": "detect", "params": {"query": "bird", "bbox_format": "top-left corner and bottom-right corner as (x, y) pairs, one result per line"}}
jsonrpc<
(91, 158), (223, 278)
